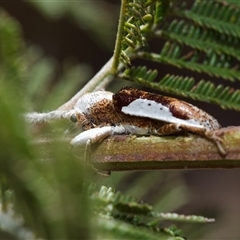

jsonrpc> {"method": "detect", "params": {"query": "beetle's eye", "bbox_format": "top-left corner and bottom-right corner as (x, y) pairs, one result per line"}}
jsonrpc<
(70, 114), (78, 123)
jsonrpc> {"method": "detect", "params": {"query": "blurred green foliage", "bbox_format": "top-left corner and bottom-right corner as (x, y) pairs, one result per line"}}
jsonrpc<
(0, 8), (91, 239)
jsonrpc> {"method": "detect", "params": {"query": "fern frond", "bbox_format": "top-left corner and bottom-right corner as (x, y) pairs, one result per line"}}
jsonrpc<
(157, 20), (240, 61)
(113, 0), (172, 71)
(218, 0), (240, 8)
(120, 72), (240, 111)
(152, 212), (215, 223)
(123, 66), (158, 82)
(92, 186), (214, 224)
(179, 1), (240, 38)
(96, 216), (185, 240)
(113, 0), (240, 111)
(138, 41), (240, 82)
(92, 186), (152, 215)
(117, 0), (240, 111)
(118, 0), (150, 68)
(153, 0), (172, 24)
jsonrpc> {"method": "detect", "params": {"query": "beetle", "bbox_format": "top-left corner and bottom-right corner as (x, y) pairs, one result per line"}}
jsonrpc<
(69, 87), (225, 155)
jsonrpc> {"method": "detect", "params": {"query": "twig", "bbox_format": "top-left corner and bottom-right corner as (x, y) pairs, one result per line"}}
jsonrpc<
(38, 126), (240, 172)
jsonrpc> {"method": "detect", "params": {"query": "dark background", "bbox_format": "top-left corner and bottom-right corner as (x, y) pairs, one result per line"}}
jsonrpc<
(1, 1), (240, 238)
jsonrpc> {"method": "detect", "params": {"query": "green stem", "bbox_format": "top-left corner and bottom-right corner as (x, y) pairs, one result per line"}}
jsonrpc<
(111, 0), (127, 74)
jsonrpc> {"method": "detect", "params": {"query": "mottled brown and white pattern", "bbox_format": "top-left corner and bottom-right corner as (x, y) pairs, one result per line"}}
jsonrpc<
(113, 87), (220, 131)
(69, 87), (224, 155)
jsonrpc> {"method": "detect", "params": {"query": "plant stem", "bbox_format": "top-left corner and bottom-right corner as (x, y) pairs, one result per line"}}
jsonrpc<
(90, 127), (240, 171)
(111, 0), (127, 74)
(57, 0), (128, 111)
(35, 126), (240, 172)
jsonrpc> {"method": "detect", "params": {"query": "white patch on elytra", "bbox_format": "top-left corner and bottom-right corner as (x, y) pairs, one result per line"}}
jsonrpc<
(74, 91), (113, 114)
(122, 99), (205, 129)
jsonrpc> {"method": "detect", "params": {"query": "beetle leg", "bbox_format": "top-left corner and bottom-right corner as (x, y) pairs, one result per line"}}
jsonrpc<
(152, 124), (226, 156)
(71, 126), (113, 175)
(84, 139), (111, 177)
(205, 130), (227, 156)
(178, 125), (226, 156)
(152, 123), (182, 135)
(71, 126), (112, 146)
(71, 125), (127, 176)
